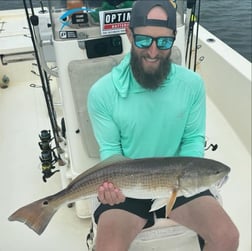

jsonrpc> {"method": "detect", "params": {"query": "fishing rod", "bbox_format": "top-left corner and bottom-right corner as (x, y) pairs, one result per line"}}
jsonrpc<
(23, 0), (65, 181)
(193, 0), (201, 72)
(185, 0), (196, 69)
(185, 0), (201, 71)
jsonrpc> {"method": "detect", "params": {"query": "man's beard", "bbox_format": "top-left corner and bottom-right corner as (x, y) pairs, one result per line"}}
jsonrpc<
(130, 48), (171, 90)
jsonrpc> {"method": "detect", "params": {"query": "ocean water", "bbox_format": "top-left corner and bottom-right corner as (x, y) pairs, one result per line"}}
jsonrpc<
(0, 0), (251, 61)
(200, 0), (252, 62)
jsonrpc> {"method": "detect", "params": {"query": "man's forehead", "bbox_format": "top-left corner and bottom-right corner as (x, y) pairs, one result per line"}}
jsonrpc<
(147, 6), (168, 20)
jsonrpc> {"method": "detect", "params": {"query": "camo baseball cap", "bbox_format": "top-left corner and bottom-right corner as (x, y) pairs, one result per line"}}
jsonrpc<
(129, 0), (176, 31)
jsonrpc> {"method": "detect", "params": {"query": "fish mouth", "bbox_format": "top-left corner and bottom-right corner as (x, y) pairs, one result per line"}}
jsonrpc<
(215, 175), (229, 189)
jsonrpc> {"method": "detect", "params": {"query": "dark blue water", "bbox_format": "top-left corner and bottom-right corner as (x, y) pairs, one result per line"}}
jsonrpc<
(0, 0), (251, 61)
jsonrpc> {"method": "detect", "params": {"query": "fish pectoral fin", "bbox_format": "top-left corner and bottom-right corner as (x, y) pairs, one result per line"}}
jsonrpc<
(182, 186), (208, 198)
(149, 189), (178, 216)
(165, 189), (178, 217)
(149, 198), (169, 212)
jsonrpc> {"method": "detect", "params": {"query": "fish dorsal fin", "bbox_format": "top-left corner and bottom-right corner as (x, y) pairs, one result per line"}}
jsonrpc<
(91, 155), (130, 172)
(101, 155), (130, 165)
(68, 155), (130, 186)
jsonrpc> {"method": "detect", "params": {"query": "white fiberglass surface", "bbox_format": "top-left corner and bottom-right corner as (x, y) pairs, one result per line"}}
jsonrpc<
(0, 69), (250, 251)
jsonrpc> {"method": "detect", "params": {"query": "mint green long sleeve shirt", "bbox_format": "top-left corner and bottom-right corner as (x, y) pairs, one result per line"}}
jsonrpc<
(87, 54), (206, 160)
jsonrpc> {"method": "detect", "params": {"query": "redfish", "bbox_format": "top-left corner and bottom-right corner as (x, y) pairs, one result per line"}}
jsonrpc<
(8, 156), (230, 235)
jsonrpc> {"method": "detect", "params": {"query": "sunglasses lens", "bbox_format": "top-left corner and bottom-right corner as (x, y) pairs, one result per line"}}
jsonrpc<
(157, 37), (174, 50)
(133, 33), (175, 50)
(134, 35), (153, 48)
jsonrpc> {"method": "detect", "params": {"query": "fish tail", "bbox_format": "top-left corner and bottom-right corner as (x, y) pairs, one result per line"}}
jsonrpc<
(8, 197), (58, 235)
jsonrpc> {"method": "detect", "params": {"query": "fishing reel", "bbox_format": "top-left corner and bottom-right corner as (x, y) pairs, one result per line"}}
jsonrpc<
(38, 130), (59, 182)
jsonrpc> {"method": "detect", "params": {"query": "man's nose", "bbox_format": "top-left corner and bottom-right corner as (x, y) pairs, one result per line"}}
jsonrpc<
(147, 41), (160, 58)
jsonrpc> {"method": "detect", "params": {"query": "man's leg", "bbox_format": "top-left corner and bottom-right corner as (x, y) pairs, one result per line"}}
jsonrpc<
(95, 209), (147, 251)
(169, 196), (239, 251)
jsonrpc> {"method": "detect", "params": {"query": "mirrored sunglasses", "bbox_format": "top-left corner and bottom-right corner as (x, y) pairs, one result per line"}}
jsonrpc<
(133, 33), (175, 50)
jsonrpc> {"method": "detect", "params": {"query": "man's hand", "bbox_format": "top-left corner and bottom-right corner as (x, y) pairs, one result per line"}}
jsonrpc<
(98, 182), (126, 206)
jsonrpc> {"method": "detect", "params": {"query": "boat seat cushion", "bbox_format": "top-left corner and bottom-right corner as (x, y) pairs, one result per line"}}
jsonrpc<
(68, 54), (124, 157)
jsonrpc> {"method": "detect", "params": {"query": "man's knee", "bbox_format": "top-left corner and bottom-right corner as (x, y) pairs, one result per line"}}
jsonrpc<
(208, 222), (239, 250)
(95, 209), (147, 251)
(222, 224), (239, 250)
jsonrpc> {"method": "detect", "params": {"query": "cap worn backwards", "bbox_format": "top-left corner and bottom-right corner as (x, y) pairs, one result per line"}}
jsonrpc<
(129, 0), (176, 31)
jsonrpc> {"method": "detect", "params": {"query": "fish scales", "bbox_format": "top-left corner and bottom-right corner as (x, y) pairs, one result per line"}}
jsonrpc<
(8, 156), (230, 235)
(64, 158), (181, 199)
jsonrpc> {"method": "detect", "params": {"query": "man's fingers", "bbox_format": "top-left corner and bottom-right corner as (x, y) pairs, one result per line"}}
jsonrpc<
(103, 182), (114, 205)
(115, 188), (126, 203)
(97, 182), (126, 205)
(98, 185), (106, 203)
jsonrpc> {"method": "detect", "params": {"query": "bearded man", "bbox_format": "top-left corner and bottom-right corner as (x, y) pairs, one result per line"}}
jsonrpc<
(87, 1), (239, 250)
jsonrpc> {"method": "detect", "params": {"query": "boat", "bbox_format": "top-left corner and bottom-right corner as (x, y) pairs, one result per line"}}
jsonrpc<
(0, 0), (251, 250)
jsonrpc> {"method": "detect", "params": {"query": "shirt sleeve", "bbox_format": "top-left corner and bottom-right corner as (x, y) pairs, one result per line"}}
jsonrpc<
(178, 76), (206, 157)
(87, 82), (122, 160)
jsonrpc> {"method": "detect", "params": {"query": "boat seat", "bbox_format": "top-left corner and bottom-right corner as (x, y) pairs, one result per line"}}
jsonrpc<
(67, 46), (202, 250)
(68, 54), (123, 158)
(84, 197), (201, 251)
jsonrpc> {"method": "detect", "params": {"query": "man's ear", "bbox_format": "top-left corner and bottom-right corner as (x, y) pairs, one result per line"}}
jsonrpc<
(126, 26), (133, 43)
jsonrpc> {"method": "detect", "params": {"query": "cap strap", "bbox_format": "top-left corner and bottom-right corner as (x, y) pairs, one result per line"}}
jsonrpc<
(132, 17), (175, 30)
(145, 19), (170, 27)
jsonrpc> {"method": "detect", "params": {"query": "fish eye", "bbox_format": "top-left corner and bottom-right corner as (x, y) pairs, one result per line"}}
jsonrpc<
(43, 200), (49, 205)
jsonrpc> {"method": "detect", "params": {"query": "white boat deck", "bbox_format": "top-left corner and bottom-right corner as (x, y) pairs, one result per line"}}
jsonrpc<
(0, 8), (251, 251)
(0, 70), (89, 250)
(0, 9), (33, 54)
(0, 67), (251, 250)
